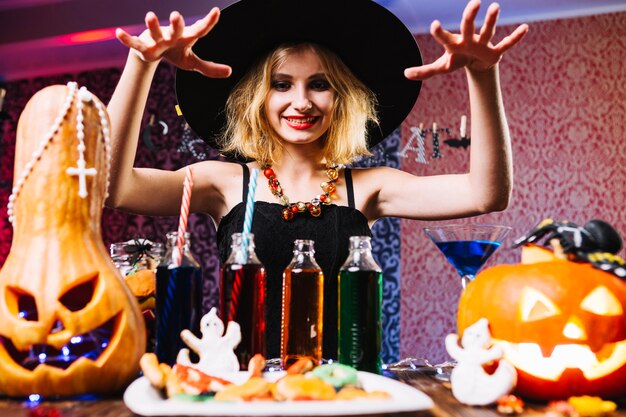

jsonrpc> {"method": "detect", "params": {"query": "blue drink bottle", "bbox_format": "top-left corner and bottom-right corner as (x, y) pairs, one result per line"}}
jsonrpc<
(155, 231), (202, 366)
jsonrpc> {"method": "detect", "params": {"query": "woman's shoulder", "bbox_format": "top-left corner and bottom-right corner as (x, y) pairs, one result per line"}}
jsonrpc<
(348, 165), (402, 182)
(191, 159), (246, 172)
(186, 160), (248, 216)
(348, 166), (413, 218)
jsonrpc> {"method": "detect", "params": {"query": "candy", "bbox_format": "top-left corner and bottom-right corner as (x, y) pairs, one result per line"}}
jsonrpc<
(311, 363), (359, 389)
(274, 374), (336, 401)
(496, 394), (524, 414)
(568, 396), (617, 417)
(546, 400), (578, 417)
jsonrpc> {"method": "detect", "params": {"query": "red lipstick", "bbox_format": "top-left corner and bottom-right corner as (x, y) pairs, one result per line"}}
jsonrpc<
(284, 115), (318, 130)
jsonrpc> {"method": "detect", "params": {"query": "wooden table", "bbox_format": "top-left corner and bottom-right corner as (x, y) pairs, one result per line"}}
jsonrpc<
(1, 372), (625, 417)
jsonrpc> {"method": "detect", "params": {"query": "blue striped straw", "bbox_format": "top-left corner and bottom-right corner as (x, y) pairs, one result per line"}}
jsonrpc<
(240, 168), (259, 263)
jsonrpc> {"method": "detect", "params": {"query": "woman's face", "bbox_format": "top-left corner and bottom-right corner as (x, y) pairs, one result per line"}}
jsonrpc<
(264, 48), (335, 146)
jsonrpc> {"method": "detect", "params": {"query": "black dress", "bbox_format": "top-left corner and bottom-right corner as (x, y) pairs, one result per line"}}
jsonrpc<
(216, 163), (372, 360)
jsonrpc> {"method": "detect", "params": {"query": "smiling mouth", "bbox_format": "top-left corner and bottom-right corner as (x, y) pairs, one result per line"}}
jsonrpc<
(496, 339), (626, 380)
(0, 314), (117, 370)
(284, 116), (318, 128)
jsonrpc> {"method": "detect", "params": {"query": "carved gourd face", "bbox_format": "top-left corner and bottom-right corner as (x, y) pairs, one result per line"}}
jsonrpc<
(0, 269), (145, 397)
(458, 246), (626, 400)
(0, 84), (145, 397)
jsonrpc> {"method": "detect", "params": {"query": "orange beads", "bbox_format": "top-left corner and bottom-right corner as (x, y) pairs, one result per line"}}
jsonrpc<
(260, 163), (340, 221)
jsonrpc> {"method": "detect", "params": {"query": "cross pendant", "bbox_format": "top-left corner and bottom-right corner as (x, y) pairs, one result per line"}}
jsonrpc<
(66, 158), (97, 198)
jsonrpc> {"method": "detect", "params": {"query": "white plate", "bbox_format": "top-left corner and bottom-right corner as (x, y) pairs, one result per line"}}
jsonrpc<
(123, 370), (433, 416)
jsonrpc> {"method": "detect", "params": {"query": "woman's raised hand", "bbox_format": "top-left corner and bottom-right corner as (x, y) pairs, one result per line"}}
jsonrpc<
(405, 0), (528, 80)
(115, 7), (232, 78)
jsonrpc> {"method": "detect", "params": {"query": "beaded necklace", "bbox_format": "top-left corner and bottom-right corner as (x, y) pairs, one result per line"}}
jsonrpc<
(7, 82), (111, 226)
(262, 164), (340, 221)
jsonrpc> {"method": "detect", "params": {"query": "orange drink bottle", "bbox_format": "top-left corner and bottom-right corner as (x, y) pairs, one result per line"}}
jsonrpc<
(280, 239), (324, 368)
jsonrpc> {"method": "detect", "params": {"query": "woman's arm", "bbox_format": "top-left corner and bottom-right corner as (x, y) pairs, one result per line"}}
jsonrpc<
(105, 9), (232, 216)
(357, 1), (527, 222)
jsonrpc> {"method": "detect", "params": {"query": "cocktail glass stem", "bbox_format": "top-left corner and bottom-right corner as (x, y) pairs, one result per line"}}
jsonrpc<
(460, 275), (473, 289)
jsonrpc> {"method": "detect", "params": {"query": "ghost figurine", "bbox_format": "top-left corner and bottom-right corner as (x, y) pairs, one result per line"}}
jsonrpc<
(445, 318), (517, 406)
(176, 307), (241, 374)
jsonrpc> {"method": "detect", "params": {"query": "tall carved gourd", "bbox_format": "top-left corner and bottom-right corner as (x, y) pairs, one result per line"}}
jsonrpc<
(0, 83), (145, 397)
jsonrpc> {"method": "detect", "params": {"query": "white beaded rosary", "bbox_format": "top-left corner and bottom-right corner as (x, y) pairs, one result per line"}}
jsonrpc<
(7, 81), (111, 226)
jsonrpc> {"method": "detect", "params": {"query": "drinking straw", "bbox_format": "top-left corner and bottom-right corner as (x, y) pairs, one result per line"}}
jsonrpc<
(173, 167), (194, 267)
(228, 273), (241, 321)
(240, 168), (259, 263)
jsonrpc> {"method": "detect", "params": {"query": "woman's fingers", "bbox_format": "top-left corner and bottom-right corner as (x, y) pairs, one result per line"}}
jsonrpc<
(404, 64), (437, 81)
(478, 3), (500, 44)
(405, 55), (453, 80)
(115, 6), (233, 77)
(170, 11), (185, 40)
(493, 24), (529, 54)
(189, 8), (222, 39)
(460, 0), (480, 42)
(115, 28), (146, 53)
(409, 1), (527, 78)
(146, 11), (164, 43)
(115, 28), (133, 47)
(189, 55), (232, 78)
(430, 20), (456, 47)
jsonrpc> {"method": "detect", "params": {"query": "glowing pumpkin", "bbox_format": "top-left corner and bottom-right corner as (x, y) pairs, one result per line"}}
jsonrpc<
(0, 84), (145, 397)
(458, 245), (626, 400)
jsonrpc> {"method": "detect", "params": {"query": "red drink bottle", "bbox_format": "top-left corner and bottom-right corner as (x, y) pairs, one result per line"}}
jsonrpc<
(220, 232), (266, 369)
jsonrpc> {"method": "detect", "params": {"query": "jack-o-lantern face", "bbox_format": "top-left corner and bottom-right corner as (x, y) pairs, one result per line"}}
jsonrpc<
(0, 84), (145, 397)
(1, 274), (128, 370)
(0, 267), (145, 397)
(458, 246), (626, 400)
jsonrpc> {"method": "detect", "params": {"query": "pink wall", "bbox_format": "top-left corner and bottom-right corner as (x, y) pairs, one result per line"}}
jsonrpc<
(400, 12), (626, 362)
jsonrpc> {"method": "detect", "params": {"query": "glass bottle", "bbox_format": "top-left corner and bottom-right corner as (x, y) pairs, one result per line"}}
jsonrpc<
(281, 239), (324, 368)
(338, 236), (383, 374)
(110, 239), (164, 353)
(155, 231), (203, 366)
(220, 232), (267, 370)
(110, 239), (164, 277)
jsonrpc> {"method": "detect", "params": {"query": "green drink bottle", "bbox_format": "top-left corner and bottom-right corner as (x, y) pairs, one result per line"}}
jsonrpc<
(338, 236), (382, 374)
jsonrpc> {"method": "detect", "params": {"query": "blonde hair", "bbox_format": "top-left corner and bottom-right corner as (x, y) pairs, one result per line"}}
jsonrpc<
(219, 42), (378, 165)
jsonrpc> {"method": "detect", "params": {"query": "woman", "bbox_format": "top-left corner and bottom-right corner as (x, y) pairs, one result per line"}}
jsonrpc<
(106, 0), (528, 359)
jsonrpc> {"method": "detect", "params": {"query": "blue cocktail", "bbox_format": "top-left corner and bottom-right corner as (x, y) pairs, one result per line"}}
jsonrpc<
(424, 225), (511, 288)
(385, 225), (511, 380)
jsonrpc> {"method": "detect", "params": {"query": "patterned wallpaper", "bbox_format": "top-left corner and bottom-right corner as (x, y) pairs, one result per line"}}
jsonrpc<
(0, 11), (624, 366)
(400, 11), (626, 363)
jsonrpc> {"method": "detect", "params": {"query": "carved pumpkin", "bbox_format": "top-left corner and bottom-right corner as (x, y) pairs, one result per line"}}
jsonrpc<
(0, 84), (145, 397)
(458, 245), (626, 400)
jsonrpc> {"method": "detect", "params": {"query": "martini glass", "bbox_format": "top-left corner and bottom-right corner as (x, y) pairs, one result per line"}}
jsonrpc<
(385, 224), (511, 381)
(423, 224), (511, 289)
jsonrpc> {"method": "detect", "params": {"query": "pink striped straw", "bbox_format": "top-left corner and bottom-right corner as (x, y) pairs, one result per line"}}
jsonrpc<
(173, 167), (194, 267)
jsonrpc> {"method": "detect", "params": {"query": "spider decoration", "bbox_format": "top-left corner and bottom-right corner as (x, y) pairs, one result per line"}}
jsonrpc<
(123, 238), (159, 273)
(513, 219), (626, 279)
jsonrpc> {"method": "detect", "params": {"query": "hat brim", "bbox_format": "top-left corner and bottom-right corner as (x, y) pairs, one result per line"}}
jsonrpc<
(176, 0), (422, 160)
